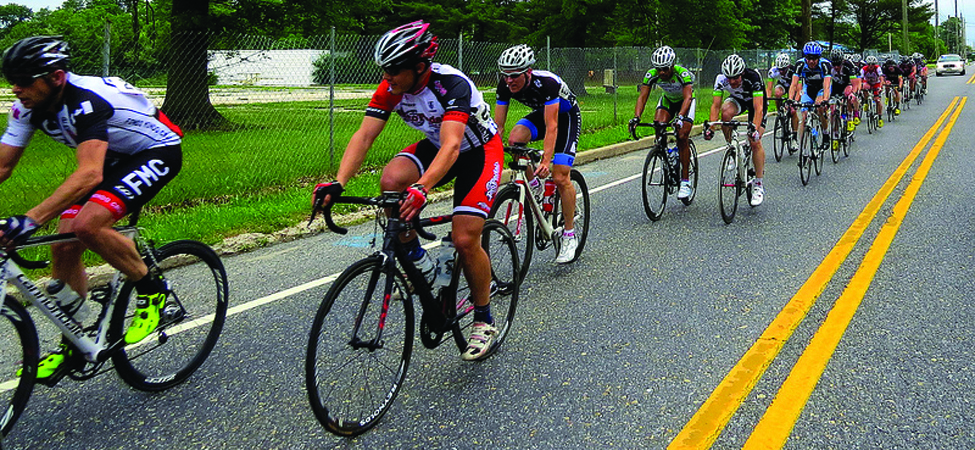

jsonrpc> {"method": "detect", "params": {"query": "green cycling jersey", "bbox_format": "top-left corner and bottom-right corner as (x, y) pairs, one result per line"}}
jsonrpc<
(642, 65), (695, 103)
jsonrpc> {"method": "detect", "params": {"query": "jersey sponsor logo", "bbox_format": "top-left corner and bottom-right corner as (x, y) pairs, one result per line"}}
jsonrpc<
(484, 161), (502, 202)
(12, 105), (21, 120)
(400, 110), (443, 128)
(91, 191), (126, 217)
(120, 159), (171, 196)
(433, 80), (448, 96)
(114, 183), (135, 200)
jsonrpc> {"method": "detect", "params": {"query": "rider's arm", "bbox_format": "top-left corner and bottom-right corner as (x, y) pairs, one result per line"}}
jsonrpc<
(788, 74), (800, 101)
(752, 94), (765, 131)
(634, 83), (652, 119)
(822, 76), (832, 100)
(493, 103), (509, 143)
(0, 143), (25, 184)
(335, 116), (386, 186)
(679, 83), (694, 118)
(26, 139), (107, 225)
(709, 93), (722, 122)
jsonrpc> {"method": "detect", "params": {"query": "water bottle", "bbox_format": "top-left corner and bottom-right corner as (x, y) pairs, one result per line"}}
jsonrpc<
(667, 146), (680, 181)
(528, 177), (544, 202)
(46, 279), (89, 323)
(432, 234), (455, 291)
(410, 246), (436, 287)
(542, 179), (556, 213)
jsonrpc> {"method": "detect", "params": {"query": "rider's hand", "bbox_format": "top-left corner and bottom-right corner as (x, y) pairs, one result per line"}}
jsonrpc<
(749, 130), (762, 141)
(703, 128), (714, 140)
(676, 114), (690, 125)
(312, 181), (344, 212)
(628, 117), (640, 127)
(534, 160), (551, 179)
(400, 183), (428, 221)
(0, 215), (38, 247)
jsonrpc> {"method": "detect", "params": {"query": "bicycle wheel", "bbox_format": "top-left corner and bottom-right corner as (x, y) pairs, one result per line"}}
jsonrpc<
(551, 170), (590, 263)
(488, 184), (534, 282)
(798, 127), (813, 186)
(0, 297), (38, 437)
(718, 147), (739, 224)
(812, 127), (825, 176)
(772, 115), (786, 162)
(306, 256), (414, 437)
(641, 149), (668, 221)
(111, 240), (228, 391)
(830, 112), (842, 164)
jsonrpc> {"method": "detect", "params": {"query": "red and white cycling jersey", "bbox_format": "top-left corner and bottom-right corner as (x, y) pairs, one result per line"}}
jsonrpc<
(366, 63), (498, 152)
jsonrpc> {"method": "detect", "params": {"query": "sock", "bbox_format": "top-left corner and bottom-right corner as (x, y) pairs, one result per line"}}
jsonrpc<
(563, 228), (575, 238)
(403, 237), (423, 260)
(755, 177), (763, 186)
(473, 304), (493, 325)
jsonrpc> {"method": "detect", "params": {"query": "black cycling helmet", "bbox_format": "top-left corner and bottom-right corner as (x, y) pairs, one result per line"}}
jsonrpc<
(2, 36), (69, 85)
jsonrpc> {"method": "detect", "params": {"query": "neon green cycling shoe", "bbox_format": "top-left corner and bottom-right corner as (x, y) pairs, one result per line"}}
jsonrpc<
(17, 343), (72, 380)
(125, 292), (166, 344)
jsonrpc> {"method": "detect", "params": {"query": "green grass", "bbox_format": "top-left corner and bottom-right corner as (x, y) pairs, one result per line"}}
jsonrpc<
(1, 84), (713, 251)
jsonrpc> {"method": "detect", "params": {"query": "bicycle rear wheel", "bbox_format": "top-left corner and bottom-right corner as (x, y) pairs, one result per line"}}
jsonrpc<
(718, 147), (739, 224)
(772, 115), (786, 162)
(0, 297), (38, 437)
(551, 169), (590, 263)
(111, 240), (228, 391)
(306, 256), (414, 437)
(488, 184), (534, 282)
(641, 149), (668, 221)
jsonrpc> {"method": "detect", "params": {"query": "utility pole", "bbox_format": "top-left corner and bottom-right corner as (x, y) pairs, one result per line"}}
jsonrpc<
(902, 0), (909, 53)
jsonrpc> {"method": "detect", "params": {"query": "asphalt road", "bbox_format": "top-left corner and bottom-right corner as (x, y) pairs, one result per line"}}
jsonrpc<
(4, 68), (975, 450)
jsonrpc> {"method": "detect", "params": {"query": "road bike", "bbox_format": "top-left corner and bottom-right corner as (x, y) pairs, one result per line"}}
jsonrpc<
(305, 192), (520, 436)
(826, 97), (853, 163)
(899, 79), (912, 111)
(796, 102), (827, 185)
(0, 211), (228, 438)
(884, 82), (900, 123)
(489, 144), (590, 281)
(634, 120), (699, 221)
(707, 120), (756, 224)
(913, 76), (925, 105)
(770, 98), (798, 162)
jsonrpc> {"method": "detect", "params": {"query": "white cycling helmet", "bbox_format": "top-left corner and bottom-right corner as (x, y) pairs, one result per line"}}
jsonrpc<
(721, 54), (746, 77)
(775, 53), (792, 69)
(498, 44), (536, 74)
(651, 46), (676, 68)
(830, 47), (844, 62)
(865, 55), (879, 64)
(374, 20), (439, 70)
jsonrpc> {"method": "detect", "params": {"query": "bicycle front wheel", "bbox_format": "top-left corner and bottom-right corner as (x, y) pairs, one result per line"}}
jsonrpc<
(772, 116), (786, 162)
(306, 256), (414, 437)
(718, 148), (739, 224)
(681, 141), (700, 206)
(813, 128), (825, 176)
(489, 184), (534, 282)
(552, 169), (590, 263)
(798, 128), (813, 186)
(641, 149), (668, 221)
(111, 240), (228, 391)
(830, 113), (842, 164)
(0, 297), (38, 437)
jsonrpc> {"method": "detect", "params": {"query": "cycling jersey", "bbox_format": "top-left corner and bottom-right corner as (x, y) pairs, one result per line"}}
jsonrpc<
(496, 69), (578, 113)
(767, 65), (794, 89)
(366, 63), (498, 153)
(642, 65), (695, 103)
(2, 73), (182, 154)
(829, 60), (858, 90)
(791, 58), (833, 95)
(713, 68), (765, 102)
(860, 65), (884, 85)
(898, 61), (916, 78)
(882, 64), (903, 83)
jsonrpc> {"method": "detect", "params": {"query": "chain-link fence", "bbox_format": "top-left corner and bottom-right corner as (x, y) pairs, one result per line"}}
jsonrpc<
(1, 31), (814, 214)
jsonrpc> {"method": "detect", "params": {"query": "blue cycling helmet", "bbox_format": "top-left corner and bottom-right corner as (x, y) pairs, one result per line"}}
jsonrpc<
(802, 41), (823, 58)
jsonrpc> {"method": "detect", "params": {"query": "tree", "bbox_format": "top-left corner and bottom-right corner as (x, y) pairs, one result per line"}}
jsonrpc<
(162, 0), (228, 130)
(0, 3), (32, 37)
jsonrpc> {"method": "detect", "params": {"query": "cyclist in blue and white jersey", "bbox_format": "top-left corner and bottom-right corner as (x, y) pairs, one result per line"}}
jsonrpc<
(631, 46), (697, 199)
(788, 41), (832, 151)
(493, 44), (581, 264)
(767, 52), (799, 147)
(0, 36), (184, 379)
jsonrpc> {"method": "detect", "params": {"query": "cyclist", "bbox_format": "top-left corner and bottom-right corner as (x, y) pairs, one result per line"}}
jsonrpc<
(827, 47), (861, 132)
(788, 41), (833, 151)
(493, 44), (581, 264)
(859, 55), (886, 128)
(0, 36), (184, 379)
(630, 46), (696, 199)
(913, 53), (928, 94)
(767, 52), (799, 148)
(898, 55), (916, 103)
(705, 54), (767, 206)
(881, 58), (903, 116)
(311, 21), (503, 361)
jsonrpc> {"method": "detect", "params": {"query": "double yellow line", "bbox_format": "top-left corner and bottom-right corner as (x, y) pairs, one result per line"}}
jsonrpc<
(669, 97), (967, 450)
(966, 73), (975, 84)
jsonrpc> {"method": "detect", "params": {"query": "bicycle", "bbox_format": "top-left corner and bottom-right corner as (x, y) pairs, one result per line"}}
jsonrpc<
(634, 120), (700, 221)
(0, 210), (228, 437)
(884, 83), (899, 123)
(770, 97), (797, 162)
(305, 192), (521, 436)
(489, 144), (590, 281)
(913, 76), (925, 105)
(796, 101), (826, 185)
(826, 97), (852, 163)
(899, 80), (912, 111)
(706, 120), (756, 224)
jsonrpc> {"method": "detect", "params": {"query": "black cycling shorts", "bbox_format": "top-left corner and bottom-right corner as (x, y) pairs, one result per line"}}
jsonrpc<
(513, 106), (581, 166)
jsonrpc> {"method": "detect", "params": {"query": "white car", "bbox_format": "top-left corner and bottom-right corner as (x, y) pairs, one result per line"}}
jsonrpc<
(935, 54), (966, 76)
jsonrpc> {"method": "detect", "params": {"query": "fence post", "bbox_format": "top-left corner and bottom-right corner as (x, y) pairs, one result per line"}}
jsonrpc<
(547, 36), (551, 72)
(102, 20), (111, 76)
(458, 32), (463, 71)
(613, 46), (618, 123)
(329, 27), (336, 170)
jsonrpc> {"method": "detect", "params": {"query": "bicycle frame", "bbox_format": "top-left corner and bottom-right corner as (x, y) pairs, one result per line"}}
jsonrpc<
(504, 149), (560, 242)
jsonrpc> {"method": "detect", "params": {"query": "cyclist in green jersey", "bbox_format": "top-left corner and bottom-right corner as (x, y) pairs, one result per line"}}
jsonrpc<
(631, 46), (697, 199)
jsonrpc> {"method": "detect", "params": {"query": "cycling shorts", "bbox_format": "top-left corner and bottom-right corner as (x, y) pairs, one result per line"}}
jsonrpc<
(61, 145), (183, 221)
(656, 96), (697, 123)
(723, 97), (767, 127)
(866, 82), (883, 97)
(514, 106), (581, 167)
(800, 89), (824, 110)
(396, 134), (504, 218)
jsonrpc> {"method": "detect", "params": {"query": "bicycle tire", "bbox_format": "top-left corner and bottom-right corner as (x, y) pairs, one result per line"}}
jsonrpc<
(551, 170), (590, 263)
(682, 141), (700, 206)
(772, 115), (785, 162)
(306, 256), (414, 437)
(0, 297), (38, 437)
(111, 240), (228, 391)
(455, 219), (521, 357)
(718, 147), (739, 224)
(812, 126), (825, 177)
(798, 127), (813, 186)
(830, 112), (841, 164)
(641, 149), (668, 221)
(488, 184), (534, 282)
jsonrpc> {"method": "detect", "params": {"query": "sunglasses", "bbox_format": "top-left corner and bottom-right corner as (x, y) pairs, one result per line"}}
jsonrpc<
(6, 73), (45, 87)
(382, 65), (413, 76)
(804, 55), (820, 60)
(500, 71), (526, 80)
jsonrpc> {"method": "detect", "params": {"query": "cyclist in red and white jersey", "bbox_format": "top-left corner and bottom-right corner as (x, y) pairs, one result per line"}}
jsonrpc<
(859, 56), (886, 127)
(0, 36), (184, 379)
(312, 21), (504, 361)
